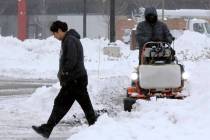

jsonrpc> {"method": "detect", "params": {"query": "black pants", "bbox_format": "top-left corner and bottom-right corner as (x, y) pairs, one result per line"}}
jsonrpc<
(46, 75), (96, 128)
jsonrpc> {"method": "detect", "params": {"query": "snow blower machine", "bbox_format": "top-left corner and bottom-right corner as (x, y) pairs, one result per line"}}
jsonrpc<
(124, 42), (188, 112)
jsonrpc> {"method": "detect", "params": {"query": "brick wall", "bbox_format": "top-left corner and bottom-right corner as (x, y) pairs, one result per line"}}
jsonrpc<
(165, 18), (187, 30)
(116, 17), (135, 40)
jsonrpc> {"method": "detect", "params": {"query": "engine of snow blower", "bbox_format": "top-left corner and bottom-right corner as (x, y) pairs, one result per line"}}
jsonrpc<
(124, 42), (187, 112)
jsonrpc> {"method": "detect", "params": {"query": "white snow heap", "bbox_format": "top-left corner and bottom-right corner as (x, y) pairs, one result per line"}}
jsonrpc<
(0, 36), (60, 79)
(0, 36), (139, 78)
(175, 31), (210, 60)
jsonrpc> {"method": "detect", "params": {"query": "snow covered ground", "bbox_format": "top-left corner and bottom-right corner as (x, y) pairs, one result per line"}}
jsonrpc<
(0, 36), (137, 79)
(0, 31), (210, 139)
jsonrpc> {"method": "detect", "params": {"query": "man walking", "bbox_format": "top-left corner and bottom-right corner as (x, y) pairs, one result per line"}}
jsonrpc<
(32, 21), (97, 138)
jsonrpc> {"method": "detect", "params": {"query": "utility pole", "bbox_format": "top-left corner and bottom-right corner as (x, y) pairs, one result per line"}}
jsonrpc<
(162, 0), (165, 21)
(83, 0), (87, 38)
(110, 0), (115, 42)
(105, 0), (119, 58)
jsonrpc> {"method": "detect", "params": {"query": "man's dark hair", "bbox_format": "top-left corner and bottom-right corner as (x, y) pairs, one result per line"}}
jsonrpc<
(50, 20), (68, 32)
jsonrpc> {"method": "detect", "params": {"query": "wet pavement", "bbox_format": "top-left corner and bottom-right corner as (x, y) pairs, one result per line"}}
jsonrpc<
(0, 77), (57, 96)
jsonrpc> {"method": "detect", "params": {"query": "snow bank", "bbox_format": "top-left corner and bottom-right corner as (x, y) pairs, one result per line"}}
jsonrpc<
(0, 36), (137, 79)
(0, 36), (60, 79)
(67, 60), (210, 140)
(175, 31), (210, 61)
(82, 38), (138, 77)
(20, 75), (130, 124)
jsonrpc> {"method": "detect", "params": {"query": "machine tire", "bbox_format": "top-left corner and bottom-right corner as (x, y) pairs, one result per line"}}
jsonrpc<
(123, 97), (136, 112)
(126, 89), (129, 97)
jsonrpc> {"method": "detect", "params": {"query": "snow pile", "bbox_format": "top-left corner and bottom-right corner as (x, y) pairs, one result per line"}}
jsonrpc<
(82, 38), (138, 77)
(0, 36), (60, 79)
(0, 36), (137, 79)
(22, 83), (60, 114)
(20, 75), (129, 123)
(175, 31), (210, 61)
(171, 30), (184, 39)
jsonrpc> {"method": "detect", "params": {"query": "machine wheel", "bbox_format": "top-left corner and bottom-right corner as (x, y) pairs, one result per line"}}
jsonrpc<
(123, 97), (136, 112)
(126, 89), (129, 97)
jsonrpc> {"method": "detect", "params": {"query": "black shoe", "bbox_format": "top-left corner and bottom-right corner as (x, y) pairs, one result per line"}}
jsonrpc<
(32, 124), (52, 138)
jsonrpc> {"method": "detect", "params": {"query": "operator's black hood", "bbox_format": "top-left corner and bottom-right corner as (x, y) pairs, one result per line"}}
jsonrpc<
(144, 7), (158, 24)
(144, 7), (158, 17)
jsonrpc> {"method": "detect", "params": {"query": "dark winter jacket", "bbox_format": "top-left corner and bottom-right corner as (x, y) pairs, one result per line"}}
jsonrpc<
(136, 7), (174, 50)
(58, 29), (87, 86)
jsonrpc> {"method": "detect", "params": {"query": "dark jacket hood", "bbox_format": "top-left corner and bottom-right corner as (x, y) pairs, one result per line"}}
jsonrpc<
(144, 7), (158, 17)
(66, 29), (81, 39)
